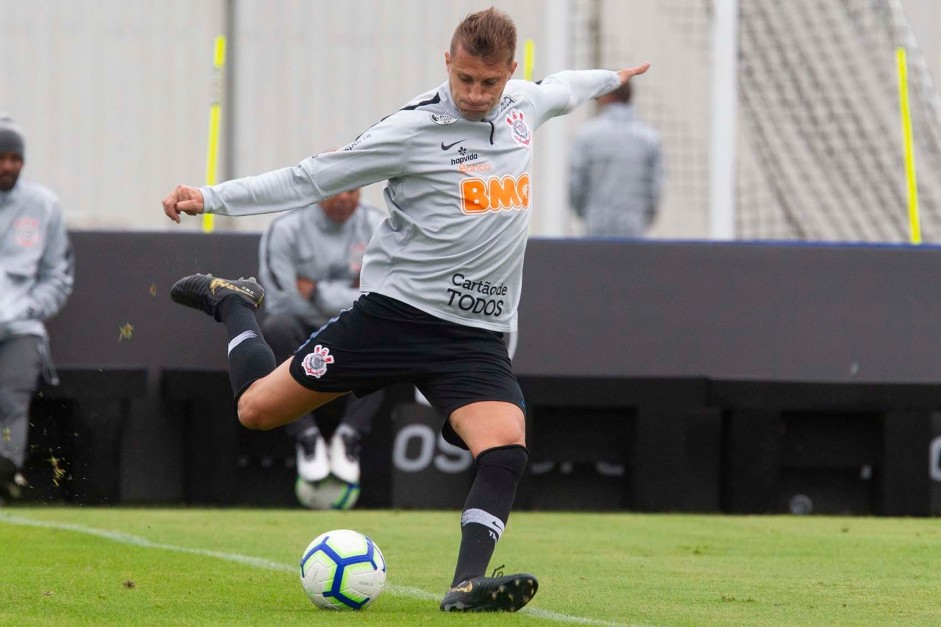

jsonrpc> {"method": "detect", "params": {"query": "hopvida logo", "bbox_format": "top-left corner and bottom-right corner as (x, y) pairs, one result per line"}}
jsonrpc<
(450, 146), (479, 166)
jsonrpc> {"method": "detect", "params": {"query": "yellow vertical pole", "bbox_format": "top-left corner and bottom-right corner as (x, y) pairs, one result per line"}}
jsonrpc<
(203, 35), (226, 233)
(896, 47), (920, 244)
(524, 39), (535, 81)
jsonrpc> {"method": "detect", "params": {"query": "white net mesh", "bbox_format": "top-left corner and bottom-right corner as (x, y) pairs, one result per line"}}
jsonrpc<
(575, 0), (941, 242)
(736, 0), (941, 241)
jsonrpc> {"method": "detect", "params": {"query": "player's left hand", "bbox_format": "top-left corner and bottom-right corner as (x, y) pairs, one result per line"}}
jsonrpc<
(617, 62), (650, 85)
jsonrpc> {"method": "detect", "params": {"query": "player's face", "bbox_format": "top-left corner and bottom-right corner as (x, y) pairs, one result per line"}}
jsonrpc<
(0, 153), (23, 192)
(446, 45), (517, 121)
(320, 189), (360, 224)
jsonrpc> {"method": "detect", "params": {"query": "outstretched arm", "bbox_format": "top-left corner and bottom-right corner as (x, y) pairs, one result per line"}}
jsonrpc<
(530, 62), (651, 124)
(161, 115), (413, 224)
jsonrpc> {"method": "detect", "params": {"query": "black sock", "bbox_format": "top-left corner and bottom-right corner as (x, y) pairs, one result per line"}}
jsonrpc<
(218, 297), (277, 397)
(0, 455), (16, 485)
(451, 445), (528, 587)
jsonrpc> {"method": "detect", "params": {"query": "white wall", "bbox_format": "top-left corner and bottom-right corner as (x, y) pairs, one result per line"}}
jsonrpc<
(1, 0), (225, 229)
(1, 0), (574, 234)
(2, 0), (939, 238)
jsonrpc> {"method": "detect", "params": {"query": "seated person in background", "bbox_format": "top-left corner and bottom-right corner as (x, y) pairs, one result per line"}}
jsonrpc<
(0, 114), (74, 502)
(258, 186), (384, 485)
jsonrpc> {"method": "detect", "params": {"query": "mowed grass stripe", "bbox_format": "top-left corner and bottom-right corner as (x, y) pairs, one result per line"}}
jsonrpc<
(2, 507), (940, 626)
(0, 510), (628, 626)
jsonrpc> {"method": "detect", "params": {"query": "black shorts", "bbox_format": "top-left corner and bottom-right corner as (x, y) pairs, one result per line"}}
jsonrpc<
(288, 293), (525, 448)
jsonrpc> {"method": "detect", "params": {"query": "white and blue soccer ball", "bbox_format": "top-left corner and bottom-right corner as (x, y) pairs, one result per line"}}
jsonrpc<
(295, 475), (360, 510)
(300, 529), (386, 610)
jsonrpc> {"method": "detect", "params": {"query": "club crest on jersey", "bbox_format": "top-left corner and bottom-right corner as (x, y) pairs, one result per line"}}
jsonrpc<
(431, 113), (458, 125)
(301, 344), (335, 378)
(506, 110), (531, 146)
(13, 217), (41, 247)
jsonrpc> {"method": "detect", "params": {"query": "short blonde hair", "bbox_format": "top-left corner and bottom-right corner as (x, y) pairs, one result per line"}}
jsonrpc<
(450, 7), (517, 66)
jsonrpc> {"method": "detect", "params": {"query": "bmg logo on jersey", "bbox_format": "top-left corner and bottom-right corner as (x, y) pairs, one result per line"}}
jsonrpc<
(460, 174), (530, 214)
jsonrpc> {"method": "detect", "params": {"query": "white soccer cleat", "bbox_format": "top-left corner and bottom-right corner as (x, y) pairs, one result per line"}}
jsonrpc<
(296, 426), (330, 482)
(329, 424), (362, 484)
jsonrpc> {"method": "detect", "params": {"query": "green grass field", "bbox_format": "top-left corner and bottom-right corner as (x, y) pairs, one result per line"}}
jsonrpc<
(1, 507), (939, 626)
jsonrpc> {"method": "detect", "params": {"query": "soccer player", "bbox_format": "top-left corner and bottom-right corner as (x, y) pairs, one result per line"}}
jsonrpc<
(163, 8), (648, 612)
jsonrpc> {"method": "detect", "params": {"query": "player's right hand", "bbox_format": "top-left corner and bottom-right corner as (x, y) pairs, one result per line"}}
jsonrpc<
(163, 185), (205, 223)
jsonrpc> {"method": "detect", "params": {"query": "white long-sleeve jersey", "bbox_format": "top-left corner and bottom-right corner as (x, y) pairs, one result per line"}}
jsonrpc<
(202, 69), (620, 332)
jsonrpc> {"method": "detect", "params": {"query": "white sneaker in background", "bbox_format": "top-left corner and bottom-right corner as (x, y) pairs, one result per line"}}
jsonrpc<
(329, 424), (362, 484)
(296, 426), (329, 482)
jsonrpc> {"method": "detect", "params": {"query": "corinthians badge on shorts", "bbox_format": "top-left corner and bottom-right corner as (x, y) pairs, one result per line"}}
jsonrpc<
(302, 345), (335, 378)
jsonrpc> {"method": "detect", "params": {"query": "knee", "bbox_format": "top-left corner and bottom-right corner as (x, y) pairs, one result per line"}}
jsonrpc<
(476, 444), (529, 479)
(236, 393), (276, 431)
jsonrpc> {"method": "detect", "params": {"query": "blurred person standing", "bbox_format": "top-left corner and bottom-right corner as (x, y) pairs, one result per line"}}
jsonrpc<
(0, 114), (74, 502)
(569, 82), (663, 237)
(258, 187), (384, 489)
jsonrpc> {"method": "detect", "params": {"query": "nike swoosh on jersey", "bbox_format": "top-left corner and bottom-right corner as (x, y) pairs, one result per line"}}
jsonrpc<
(441, 139), (466, 151)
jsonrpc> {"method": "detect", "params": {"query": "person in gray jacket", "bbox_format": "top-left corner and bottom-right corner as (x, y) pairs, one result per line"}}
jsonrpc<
(164, 7), (649, 612)
(569, 81), (663, 237)
(0, 114), (74, 502)
(258, 187), (384, 489)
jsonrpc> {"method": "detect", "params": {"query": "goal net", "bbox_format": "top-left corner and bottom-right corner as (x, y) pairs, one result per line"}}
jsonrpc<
(573, 0), (941, 242)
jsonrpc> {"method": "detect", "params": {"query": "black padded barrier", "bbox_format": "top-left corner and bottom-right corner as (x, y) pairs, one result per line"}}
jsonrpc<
(29, 232), (941, 514)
